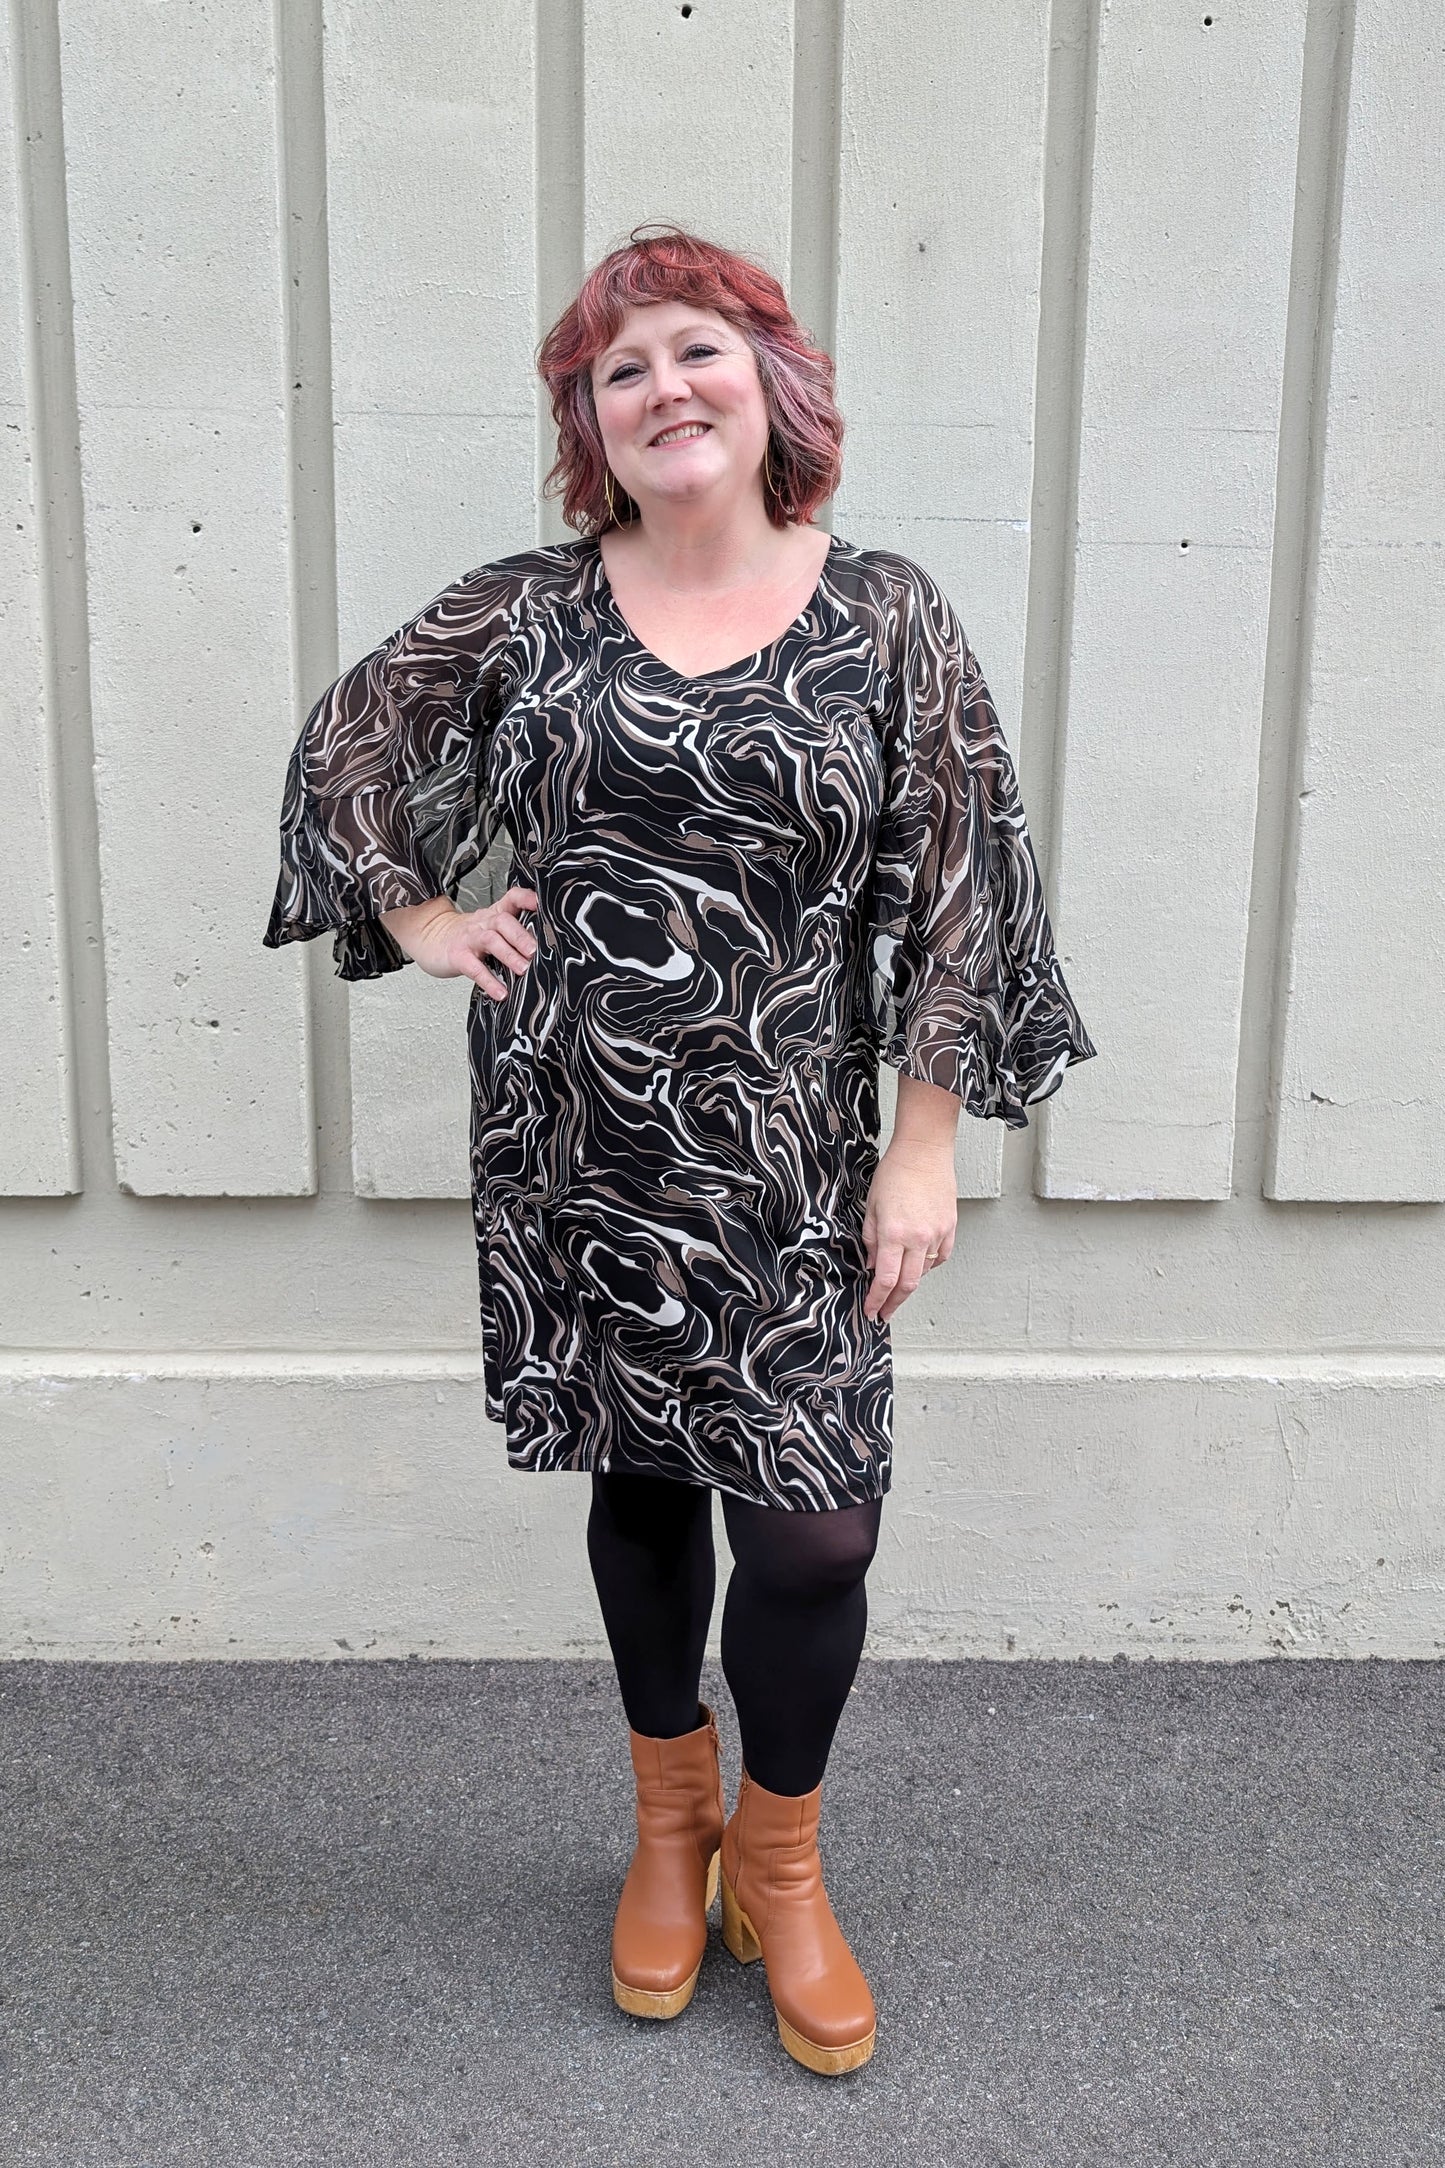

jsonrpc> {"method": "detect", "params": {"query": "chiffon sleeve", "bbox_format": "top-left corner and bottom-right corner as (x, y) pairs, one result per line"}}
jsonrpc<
(261, 565), (519, 980)
(869, 560), (1098, 1126)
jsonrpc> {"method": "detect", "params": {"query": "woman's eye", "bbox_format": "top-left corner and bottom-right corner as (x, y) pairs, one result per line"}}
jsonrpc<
(608, 344), (717, 384)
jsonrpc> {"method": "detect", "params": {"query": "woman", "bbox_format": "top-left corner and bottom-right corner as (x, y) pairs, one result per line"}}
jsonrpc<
(263, 223), (1097, 2076)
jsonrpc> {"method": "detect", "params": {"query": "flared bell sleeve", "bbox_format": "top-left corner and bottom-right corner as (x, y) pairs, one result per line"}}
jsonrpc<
(261, 565), (520, 980)
(863, 559), (1098, 1127)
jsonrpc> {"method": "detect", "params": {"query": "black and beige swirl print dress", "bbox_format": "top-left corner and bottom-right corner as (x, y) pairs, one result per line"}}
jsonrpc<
(263, 531), (1097, 1510)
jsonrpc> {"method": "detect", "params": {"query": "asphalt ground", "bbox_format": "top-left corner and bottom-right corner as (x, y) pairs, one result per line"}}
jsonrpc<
(0, 1657), (1439, 2167)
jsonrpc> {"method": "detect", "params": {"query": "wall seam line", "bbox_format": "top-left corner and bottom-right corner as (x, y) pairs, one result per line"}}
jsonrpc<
(9, 0), (114, 1193)
(1018, 0), (1100, 1205)
(274, 0), (349, 1195)
(1246, 0), (1358, 1204)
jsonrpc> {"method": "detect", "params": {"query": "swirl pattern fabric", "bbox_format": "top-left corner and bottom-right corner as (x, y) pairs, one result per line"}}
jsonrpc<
(263, 532), (1097, 1508)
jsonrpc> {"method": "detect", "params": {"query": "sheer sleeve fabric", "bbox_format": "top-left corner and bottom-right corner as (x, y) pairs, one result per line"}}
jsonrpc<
(261, 567), (519, 980)
(868, 561), (1098, 1127)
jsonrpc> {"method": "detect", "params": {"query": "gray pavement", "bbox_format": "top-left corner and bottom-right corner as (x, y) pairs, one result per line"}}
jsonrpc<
(0, 1656), (1440, 2167)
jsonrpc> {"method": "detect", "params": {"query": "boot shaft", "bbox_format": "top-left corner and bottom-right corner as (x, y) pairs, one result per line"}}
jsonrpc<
(628, 1702), (725, 1861)
(722, 1765), (824, 1906)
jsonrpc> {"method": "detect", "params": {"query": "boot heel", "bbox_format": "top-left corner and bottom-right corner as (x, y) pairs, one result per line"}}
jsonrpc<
(721, 1874), (762, 1963)
(705, 1847), (720, 1912)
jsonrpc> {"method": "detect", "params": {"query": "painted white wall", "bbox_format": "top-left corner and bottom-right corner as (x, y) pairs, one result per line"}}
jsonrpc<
(2, 0), (1441, 1661)
(3, 1353), (1440, 1660)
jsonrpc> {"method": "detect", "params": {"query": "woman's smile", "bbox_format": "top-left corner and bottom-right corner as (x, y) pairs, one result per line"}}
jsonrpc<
(648, 421), (713, 448)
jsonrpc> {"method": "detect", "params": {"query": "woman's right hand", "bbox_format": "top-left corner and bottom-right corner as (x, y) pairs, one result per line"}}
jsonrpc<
(379, 886), (541, 1000)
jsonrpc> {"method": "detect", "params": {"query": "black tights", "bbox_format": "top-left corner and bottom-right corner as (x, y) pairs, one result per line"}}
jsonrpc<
(585, 1469), (882, 1796)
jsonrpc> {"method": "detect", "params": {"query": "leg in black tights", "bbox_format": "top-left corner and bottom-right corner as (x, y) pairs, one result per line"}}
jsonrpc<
(586, 1470), (715, 1738)
(586, 1469), (882, 1793)
(719, 1493), (881, 1796)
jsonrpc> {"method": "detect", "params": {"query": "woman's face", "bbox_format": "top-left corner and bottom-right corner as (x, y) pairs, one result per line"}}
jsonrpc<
(590, 300), (770, 521)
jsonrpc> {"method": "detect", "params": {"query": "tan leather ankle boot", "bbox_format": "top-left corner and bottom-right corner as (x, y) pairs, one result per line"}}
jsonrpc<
(719, 1766), (876, 2073)
(611, 1701), (726, 2018)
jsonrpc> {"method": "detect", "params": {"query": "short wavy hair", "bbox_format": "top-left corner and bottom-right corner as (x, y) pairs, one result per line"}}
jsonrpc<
(537, 223), (845, 535)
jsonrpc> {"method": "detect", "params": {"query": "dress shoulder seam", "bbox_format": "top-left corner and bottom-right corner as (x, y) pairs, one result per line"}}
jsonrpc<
(822, 538), (922, 694)
(450, 537), (595, 633)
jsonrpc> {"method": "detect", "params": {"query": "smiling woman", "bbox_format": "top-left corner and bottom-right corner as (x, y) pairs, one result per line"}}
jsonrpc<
(262, 220), (1097, 2077)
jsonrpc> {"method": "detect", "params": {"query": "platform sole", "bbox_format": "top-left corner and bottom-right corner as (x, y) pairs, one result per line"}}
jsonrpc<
(610, 1848), (719, 2019)
(776, 2011), (876, 2075)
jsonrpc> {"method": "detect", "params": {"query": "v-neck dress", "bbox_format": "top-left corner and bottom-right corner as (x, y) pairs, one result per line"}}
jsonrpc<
(263, 529), (1098, 1510)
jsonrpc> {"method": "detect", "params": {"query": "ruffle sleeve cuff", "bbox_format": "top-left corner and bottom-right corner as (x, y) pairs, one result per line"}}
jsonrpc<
(880, 950), (1099, 1129)
(260, 759), (468, 981)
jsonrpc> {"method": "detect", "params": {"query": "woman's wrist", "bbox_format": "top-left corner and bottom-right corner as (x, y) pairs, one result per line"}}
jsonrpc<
(379, 894), (457, 961)
(886, 1070), (960, 1161)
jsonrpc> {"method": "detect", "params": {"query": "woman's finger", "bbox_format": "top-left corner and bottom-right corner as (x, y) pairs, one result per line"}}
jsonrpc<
(863, 1239), (904, 1320)
(453, 901), (538, 978)
(468, 923), (535, 976)
(882, 1248), (932, 1322)
(490, 888), (541, 946)
(866, 1233), (948, 1320)
(459, 952), (510, 999)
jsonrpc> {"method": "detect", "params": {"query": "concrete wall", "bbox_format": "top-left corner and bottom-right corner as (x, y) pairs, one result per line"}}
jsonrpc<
(3, 0), (1442, 1660)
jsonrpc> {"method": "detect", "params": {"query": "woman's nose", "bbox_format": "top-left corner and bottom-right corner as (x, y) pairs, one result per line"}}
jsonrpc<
(649, 355), (692, 402)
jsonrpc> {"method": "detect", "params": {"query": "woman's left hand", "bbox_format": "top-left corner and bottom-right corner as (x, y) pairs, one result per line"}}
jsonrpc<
(860, 1139), (958, 1323)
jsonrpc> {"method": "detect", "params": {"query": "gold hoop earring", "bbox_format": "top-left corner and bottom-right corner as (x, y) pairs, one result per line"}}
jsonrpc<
(605, 468), (635, 528)
(764, 437), (790, 517)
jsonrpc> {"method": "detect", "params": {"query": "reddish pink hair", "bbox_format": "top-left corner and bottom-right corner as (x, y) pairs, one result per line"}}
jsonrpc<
(536, 223), (845, 534)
